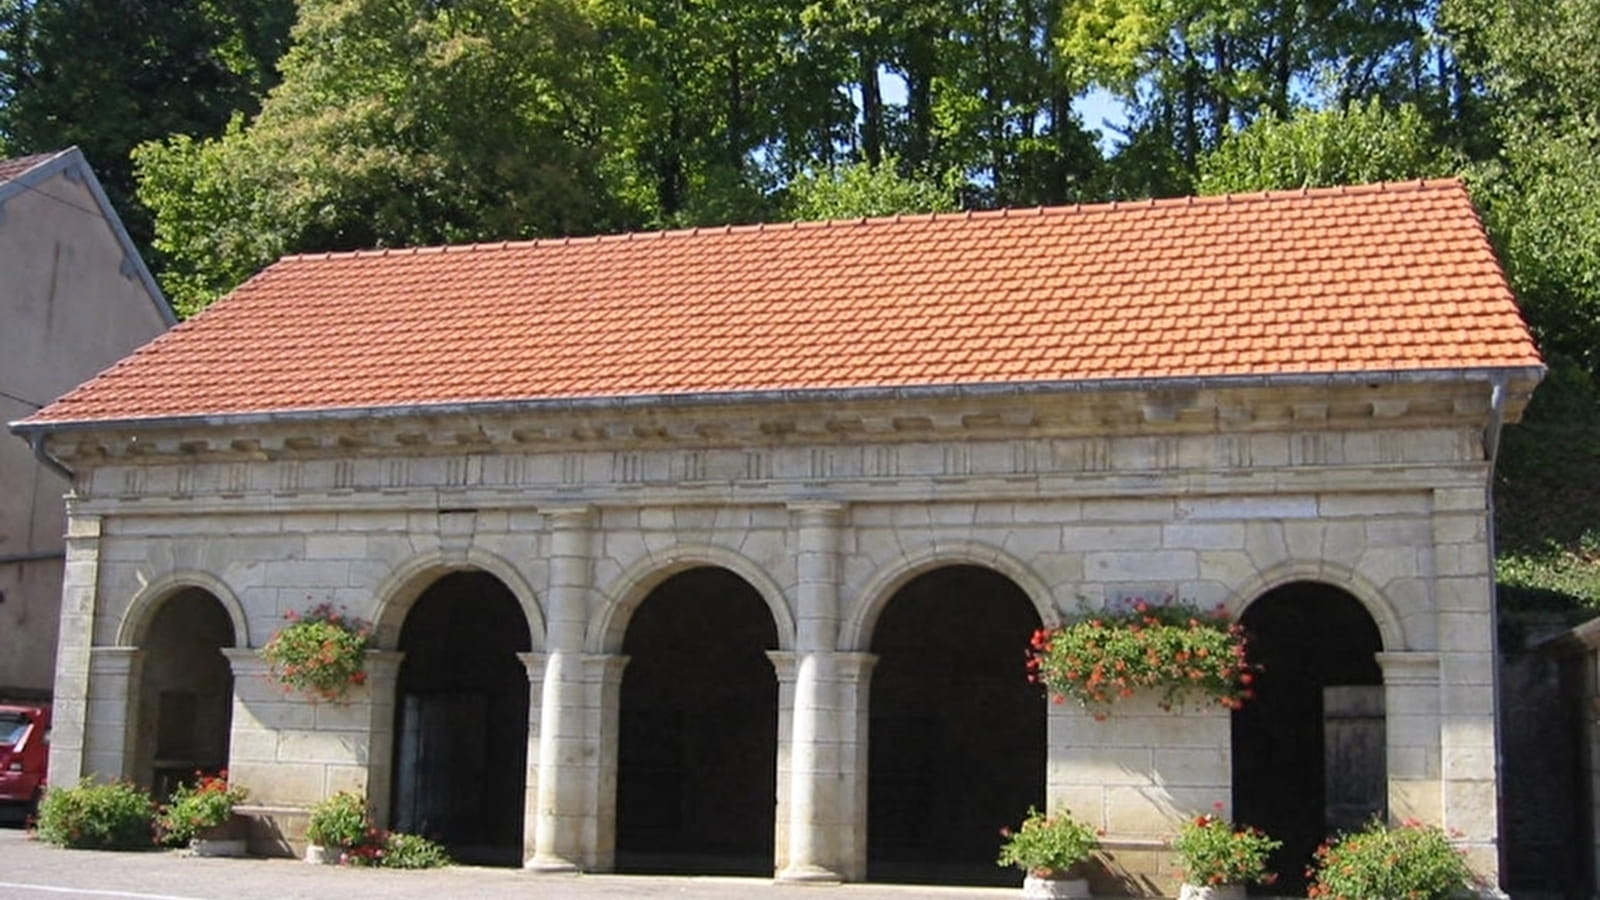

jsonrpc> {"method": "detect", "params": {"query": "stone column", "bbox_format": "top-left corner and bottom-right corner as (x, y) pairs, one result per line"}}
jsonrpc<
(517, 652), (548, 866)
(529, 506), (594, 871)
(84, 646), (141, 782)
(581, 652), (629, 872)
(49, 513), (102, 783)
(832, 651), (878, 883)
(777, 502), (854, 882)
(354, 651), (404, 825)
(1376, 652), (1442, 825)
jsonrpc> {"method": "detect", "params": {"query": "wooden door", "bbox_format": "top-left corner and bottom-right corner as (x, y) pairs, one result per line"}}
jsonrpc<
(1323, 685), (1386, 835)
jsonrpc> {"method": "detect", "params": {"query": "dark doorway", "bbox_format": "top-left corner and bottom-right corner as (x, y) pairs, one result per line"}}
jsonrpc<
(1232, 582), (1384, 895)
(136, 588), (235, 800)
(392, 571), (531, 866)
(867, 565), (1045, 886)
(615, 567), (779, 876)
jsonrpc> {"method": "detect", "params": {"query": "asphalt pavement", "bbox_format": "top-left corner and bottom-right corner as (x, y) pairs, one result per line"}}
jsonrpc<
(0, 828), (1019, 900)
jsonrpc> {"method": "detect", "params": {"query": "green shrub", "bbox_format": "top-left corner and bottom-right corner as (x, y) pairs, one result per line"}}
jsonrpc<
(996, 806), (1099, 877)
(1308, 820), (1477, 900)
(156, 772), (247, 845)
(1171, 809), (1280, 886)
(306, 790), (370, 849)
(33, 779), (156, 849)
(380, 832), (452, 869)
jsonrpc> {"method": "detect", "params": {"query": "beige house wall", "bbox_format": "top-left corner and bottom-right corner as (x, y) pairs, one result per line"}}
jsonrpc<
(38, 378), (1516, 892)
(0, 151), (171, 697)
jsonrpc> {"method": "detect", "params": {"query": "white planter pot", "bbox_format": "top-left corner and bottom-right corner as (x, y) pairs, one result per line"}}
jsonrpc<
(1023, 874), (1092, 899)
(188, 837), (247, 858)
(1177, 884), (1246, 900)
(304, 844), (339, 865)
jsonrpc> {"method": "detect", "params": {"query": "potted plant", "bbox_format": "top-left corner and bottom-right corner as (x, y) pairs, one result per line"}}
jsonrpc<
(156, 771), (249, 857)
(1170, 807), (1281, 900)
(1027, 598), (1257, 715)
(998, 806), (1098, 899)
(304, 790), (370, 864)
(260, 603), (372, 702)
(1307, 819), (1479, 899)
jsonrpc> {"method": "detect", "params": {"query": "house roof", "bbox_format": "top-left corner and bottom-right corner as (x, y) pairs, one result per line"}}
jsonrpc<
(0, 149), (68, 184)
(15, 178), (1541, 431)
(0, 146), (176, 330)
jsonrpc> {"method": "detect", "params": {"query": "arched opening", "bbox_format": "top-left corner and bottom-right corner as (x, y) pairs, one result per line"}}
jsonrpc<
(134, 588), (235, 800)
(391, 571), (531, 866)
(615, 566), (779, 876)
(867, 564), (1044, 886)
(1232, 581), (1385, 895)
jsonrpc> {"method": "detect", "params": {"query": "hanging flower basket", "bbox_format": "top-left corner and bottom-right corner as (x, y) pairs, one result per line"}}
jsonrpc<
(260, 603), (372, 702)
(1026, 599), (1258, 713)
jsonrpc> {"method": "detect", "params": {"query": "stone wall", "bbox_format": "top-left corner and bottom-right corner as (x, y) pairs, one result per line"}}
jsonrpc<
(39, 379), (1513, 890)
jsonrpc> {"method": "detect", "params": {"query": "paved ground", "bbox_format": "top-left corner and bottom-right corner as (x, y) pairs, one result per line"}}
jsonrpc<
(0, 828), (1019, 900)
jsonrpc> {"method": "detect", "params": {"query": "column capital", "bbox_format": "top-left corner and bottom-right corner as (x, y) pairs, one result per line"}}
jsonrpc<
(579, 652), (630, 684)
(788, 500), (847, 520)
(517, 651), (549, 684)
(88, 645), (142, 674)
(221, 646), (270, 676)
(1375, 651), (1441, 685)
(540, 505), (595, 528)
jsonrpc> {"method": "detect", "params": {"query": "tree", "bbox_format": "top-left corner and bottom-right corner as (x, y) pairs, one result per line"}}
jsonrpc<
(1197, 99), (1453, 194)
(0, 0), (293, 245)
(784, 157), (957, 220)
(137, 0), (628, 313)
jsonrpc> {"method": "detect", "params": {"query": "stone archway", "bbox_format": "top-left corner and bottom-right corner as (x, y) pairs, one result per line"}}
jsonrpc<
(133, 587), (236, 799)
(614, 566), (780, 875)
(1232, 581), (1386, 895)
(391, 570), (532, 866)
(866, 564), (1044, 886)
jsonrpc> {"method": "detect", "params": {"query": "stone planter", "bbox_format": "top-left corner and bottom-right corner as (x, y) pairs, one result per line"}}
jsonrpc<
(1022, 874), (1092, 899)
(187, 814), (248, 858)
(304, 843), (340, 865)
(1177, 884), (1246, 900)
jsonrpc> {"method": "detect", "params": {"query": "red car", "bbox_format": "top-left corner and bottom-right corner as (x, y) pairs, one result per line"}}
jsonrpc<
(0, 703), (49, 813)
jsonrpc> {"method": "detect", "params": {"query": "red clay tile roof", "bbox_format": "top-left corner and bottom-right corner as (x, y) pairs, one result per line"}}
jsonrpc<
(20, 179), (1542, 427)
(0, 149), (66, 184)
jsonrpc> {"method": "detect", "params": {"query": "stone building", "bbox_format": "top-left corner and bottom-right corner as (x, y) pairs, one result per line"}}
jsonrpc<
(0, 147), (174, 700)
(10, 180), (1541, 893)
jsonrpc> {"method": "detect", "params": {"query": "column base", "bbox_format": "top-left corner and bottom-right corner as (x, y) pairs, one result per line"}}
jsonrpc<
(524, 855), (583, 874)
(776, 863), (844, 884)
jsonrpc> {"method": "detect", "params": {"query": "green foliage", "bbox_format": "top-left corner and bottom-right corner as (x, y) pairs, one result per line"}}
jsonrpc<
(0, 0), (293, 246)
(305, 790), (370, 849)
(1198, 100), (1455, 194)
(379, 832), (453, 869)
(997, 806), (1099, 876)
(1027, 600), (1257, 712)
(260, 604), (371, 702)
(156, 772), (247, 845)
(1171, 811), (1281, 886)
(1307, 820), (1477, 900)
(785, 158), (957, 221)
(33, 779), (156, 850)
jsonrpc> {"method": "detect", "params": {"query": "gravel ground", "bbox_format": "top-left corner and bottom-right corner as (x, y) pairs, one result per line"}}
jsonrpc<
(0, 827), (1019, 900)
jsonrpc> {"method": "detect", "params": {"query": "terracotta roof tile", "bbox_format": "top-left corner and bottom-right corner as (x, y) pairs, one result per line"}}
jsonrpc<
(0, 149), (66, 184)
(21, 179), (1541, 426)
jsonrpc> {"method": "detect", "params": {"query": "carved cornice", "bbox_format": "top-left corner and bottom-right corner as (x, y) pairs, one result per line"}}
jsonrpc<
(43, 380), (1499, 470)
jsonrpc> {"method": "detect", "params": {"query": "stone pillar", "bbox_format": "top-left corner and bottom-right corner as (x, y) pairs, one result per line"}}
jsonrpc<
(222, 648), (402, 812)
(517, 652), (548, 866)
(1376, 652), (1443, 825)
(776, 501), (846, 882)
(84, 646), (141, 782)
(529, 506), (594, 871)
(49, 513), (102, 783)
(354, 651), (404, 825)
(581, 652), (629, 872)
